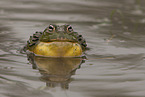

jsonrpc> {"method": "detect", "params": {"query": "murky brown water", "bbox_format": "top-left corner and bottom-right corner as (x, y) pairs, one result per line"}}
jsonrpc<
(1, 0), (145, 97)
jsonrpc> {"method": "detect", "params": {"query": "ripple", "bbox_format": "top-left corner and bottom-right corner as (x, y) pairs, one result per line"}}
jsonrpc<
(0, 0), (145, 97)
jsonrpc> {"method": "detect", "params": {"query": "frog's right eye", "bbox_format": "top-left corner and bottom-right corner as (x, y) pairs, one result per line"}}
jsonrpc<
(48, 25), (55, 32)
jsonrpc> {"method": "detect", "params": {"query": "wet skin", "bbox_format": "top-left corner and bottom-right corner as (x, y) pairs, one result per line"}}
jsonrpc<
(25, 24), (87, 57)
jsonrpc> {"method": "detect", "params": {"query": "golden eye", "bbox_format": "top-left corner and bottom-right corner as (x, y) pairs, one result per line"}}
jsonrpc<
(67, 25), (73, 33)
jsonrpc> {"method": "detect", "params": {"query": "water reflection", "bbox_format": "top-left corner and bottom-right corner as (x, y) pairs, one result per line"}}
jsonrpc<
(27, 52), (85, 89)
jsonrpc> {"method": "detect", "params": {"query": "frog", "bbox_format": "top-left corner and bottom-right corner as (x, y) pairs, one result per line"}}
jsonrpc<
(23, 24), (87, 57)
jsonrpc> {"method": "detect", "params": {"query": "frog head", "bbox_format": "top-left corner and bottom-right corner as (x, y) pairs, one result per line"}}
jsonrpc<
(29, 24), (87, 57)
(40, 24), (78, 42)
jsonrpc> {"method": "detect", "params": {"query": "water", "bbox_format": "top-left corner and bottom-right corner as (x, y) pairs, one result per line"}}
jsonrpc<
(0, 0), (145, 97)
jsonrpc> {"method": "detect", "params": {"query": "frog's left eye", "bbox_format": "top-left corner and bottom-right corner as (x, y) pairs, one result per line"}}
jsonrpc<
(48, 25), (55, 32)
(67, 25), (73, 33)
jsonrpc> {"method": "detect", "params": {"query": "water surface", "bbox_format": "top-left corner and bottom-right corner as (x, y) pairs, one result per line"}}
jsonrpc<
(0, 0), (145, 97)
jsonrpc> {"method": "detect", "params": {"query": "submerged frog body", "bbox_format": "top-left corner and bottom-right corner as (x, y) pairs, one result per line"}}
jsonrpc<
(24, 24), (87, 57)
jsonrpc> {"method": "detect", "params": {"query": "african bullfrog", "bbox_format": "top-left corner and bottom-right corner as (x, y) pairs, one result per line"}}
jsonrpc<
(24, 24), (87, 57)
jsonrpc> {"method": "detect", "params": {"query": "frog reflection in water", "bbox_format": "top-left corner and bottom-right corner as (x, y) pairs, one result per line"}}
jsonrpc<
(27, 53), (85, 89)
(24, 24), (87, 57)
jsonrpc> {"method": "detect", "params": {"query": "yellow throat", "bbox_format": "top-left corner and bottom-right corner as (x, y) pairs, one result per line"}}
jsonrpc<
(30, 42), (82, 57)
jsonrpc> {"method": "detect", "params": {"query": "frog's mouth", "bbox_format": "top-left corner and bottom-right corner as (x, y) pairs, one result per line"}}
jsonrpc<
(49, 38), (77, 42)
(40, 35), (77, 43)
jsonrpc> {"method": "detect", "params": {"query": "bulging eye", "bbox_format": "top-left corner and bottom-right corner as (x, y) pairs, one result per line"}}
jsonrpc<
(67, 25), (73, 33)
(48, 25), (54, 32)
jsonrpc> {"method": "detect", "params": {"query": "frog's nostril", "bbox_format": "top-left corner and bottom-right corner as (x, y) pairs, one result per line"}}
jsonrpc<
(57, 27), (64, 32)
(60, 37), (63, 40)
